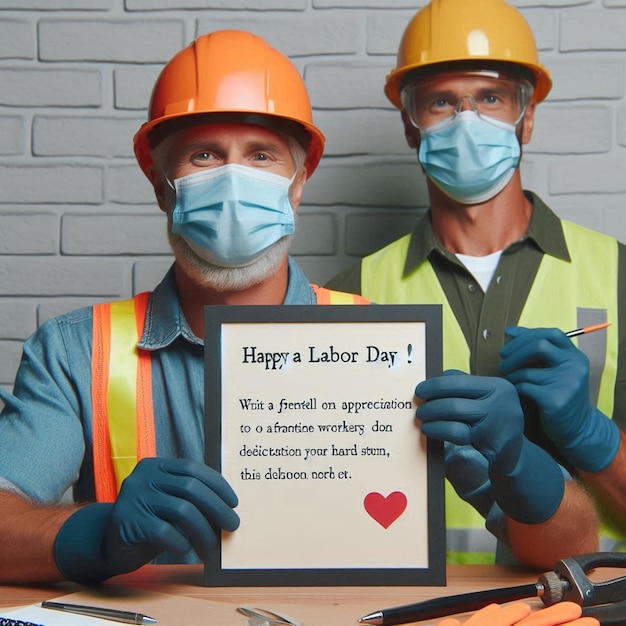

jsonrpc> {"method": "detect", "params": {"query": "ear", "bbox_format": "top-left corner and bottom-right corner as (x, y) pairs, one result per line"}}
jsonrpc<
(401, 110), (421, 150)
(519, 100), (537, 145)
(289, 169), (308, 211)
(150, 169), (175, 214)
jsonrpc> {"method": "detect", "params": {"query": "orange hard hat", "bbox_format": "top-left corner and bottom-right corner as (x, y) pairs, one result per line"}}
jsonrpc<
(384, 0), (552, 108)
(134, 30), (325, 178)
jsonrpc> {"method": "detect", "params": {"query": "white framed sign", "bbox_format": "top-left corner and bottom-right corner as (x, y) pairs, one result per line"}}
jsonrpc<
(204, 304), (444, 586)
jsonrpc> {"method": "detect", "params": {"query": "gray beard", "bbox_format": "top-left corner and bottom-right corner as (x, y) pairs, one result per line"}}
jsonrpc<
(167, 232), (293, 292)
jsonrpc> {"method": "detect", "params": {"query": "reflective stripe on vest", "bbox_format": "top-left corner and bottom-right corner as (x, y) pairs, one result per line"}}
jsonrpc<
(91, 286), (369, 502)
(361, 219), (621, 561)
(92, 292), (155, 502)
(311, 284), (371, 305)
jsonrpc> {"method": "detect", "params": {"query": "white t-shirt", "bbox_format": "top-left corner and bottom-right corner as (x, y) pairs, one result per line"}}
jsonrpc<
(456, 250), (503, 292)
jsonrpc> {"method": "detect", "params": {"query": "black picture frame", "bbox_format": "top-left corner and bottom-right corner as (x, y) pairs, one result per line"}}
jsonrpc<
(204, 304), (444, 586)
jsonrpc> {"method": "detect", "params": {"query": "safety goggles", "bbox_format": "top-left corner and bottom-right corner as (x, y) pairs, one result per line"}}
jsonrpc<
(401, 70), (534, 130)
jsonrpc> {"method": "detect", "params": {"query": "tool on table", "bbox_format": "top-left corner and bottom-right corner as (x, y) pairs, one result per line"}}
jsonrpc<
(565, 322), (611, 338)
(40, 600), (158, 625)
(357, 552), (626, 625)
(237, 606), (303, 626)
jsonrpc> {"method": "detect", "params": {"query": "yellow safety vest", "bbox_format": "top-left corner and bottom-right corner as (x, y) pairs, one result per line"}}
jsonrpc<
(361, 219), (621, 563)
(91, 286), (370, 502)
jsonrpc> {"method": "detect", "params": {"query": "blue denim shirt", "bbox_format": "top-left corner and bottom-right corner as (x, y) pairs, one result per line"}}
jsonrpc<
(0, 258), (316, 507)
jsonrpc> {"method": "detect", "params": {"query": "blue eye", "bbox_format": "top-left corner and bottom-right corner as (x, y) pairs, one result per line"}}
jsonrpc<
(433, 98), (451, 109)
(190, 151), (218, 167)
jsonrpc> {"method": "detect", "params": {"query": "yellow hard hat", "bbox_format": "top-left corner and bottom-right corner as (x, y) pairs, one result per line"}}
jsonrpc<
(134, 30), (325, 179)
(384, 0), (552, 108)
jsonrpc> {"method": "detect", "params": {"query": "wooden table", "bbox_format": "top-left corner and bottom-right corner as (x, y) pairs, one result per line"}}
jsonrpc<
(3, 563), (623, 625)
(0, 564), (543, 620)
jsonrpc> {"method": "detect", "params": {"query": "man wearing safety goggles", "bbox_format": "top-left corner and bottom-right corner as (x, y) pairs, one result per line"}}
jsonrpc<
(328, 0), (626, 571)
(401, 68), (533, 205)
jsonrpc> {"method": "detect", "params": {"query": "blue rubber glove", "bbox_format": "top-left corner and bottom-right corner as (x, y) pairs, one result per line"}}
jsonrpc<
(445, 442), (495, 519)
(500, 326), (620, 473)
(445, 442), (507, 542)
(416, 370), (564, 524)
(54, 457), (240, 583)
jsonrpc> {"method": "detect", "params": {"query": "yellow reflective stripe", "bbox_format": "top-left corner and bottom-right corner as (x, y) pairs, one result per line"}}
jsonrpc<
(325, 290), (364, 304)
(107, 298), (141, 493)
(92, 293), (154, 501)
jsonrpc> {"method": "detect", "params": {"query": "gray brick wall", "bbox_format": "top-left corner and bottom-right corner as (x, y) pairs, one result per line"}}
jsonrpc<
(0, 0), (625, 389)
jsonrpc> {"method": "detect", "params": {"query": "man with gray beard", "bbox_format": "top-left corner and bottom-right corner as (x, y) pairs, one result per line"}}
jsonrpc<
(0, 30), (366, 585)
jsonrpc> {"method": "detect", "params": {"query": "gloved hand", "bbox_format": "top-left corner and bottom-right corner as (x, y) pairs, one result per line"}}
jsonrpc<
(54, 457), (240, 583)
(444, 443), (507, 542)
(445, 442), (495, 519)
(500, 326), (620, 472)
(416, 370), (564, 524)
(435, 602), (598, 626)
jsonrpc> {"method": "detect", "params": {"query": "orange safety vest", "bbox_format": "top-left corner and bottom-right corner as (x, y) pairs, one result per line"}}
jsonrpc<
(92, 286), (370, 501)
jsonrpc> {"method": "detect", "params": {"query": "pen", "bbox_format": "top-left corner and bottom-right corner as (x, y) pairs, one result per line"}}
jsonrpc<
(41, 601), (158, 625)
(565, 322), (610, 338)
(356, 583), (540, 625)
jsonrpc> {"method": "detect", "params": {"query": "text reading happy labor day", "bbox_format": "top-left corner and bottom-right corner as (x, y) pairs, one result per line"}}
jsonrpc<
(242, 344), (403, 369)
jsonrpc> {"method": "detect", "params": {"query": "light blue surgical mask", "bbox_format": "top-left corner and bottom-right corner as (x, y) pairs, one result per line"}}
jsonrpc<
(418, 111), (521, 204)
(170, 163), (296, 268)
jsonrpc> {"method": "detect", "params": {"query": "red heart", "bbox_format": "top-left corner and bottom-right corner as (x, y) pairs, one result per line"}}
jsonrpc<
(364, 491), (407, 529)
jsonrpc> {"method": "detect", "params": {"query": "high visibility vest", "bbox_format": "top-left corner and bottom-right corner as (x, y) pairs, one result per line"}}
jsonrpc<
(360, 219), (621, 563)
(91, 285), (370, 502)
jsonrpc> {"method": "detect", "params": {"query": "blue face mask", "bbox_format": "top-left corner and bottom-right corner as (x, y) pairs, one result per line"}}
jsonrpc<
(418, 111), (521, 204)
(170, 164), (296, 268)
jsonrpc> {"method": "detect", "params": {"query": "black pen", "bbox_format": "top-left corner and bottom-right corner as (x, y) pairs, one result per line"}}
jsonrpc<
(357, 583), (541, 625)
(41, 600), (158, 625)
